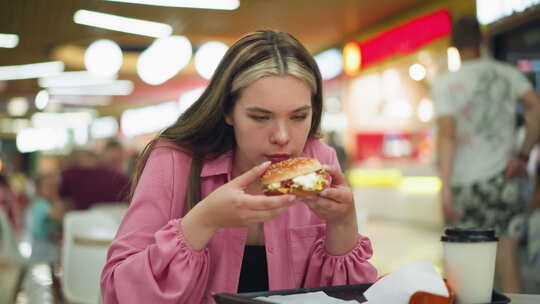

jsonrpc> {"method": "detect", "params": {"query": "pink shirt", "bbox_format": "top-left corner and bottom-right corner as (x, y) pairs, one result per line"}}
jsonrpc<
(101, 139), (377, 304)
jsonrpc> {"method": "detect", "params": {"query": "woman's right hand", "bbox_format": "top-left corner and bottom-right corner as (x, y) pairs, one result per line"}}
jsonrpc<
(182, 161), (297, 251)
(197, 161), (296, 229)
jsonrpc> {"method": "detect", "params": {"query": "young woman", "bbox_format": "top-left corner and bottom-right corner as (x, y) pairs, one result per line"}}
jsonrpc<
(101, 29), (377, 304)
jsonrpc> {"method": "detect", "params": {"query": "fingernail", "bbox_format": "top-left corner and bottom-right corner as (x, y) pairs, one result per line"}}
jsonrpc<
(260, 161), (271, 167)
(288, 195), (296, 202)
(320, 190), (327, 196)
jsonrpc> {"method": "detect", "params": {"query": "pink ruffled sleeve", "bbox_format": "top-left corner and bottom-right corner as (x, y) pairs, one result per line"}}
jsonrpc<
(301, 141), (378, 287)
(100, 147), (211, 304)
(303, 235), (378, 288)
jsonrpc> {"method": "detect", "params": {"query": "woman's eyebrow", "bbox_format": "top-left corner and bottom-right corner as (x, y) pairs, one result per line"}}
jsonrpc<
(246, 106), (272, 114)
(245, 105), (311, 114)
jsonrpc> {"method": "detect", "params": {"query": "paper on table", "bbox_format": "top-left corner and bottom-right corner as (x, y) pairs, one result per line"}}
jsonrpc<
(255, 291), (360, 304)
(363, 260), (448, 304)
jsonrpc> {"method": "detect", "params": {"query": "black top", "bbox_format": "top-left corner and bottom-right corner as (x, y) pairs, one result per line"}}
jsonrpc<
(237, 245), (269, 293)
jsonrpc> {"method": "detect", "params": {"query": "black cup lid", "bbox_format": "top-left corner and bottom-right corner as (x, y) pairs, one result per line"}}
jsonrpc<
(441, 227), (498, 242)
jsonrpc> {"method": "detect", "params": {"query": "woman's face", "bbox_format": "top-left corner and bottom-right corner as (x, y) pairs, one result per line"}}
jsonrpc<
(226, 75), (313, 173)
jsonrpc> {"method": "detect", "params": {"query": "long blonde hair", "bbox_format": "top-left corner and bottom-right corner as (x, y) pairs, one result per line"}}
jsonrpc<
(130, 30), (324, 209)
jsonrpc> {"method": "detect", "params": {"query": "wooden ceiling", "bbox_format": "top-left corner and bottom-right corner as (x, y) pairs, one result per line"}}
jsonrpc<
(0, 0), (431, 110)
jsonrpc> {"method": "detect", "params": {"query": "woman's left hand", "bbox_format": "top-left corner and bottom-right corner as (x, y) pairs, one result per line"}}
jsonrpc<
(303, 166), (355, 224)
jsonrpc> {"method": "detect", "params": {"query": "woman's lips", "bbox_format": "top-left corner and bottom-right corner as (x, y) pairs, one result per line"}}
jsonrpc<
(265, 154), (290, 163)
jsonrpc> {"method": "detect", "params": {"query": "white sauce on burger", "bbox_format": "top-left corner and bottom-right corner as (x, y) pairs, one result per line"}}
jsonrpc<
(266, 172), (325, 190)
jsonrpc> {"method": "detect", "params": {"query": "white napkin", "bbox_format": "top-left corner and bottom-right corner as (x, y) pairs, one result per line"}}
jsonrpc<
(255, 291), (360, 304)
(363, 260), (448, 304)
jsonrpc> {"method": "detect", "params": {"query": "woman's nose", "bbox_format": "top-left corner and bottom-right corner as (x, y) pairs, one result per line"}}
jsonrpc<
(270, 123), (290, 146)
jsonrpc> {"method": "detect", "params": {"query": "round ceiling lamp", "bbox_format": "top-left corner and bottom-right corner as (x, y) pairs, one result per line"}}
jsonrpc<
(7, 97), (29, 116)
(194, 41), (228, 80)
(137, 35), (192, 85)
(84, 39), (123, 77)
(35, 90), (50, 110)
(409, 63), (426, 81)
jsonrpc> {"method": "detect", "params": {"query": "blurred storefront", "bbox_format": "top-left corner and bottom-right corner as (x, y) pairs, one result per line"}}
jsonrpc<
(340, 0), (476, 173)
(484, 1), (540, 92)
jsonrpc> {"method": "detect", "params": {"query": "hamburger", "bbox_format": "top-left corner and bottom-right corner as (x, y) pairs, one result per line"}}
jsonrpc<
(261, 157), (330, 197)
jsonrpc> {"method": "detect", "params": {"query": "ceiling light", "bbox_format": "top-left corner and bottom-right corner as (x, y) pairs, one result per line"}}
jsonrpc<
(105, 0), (240, 10)
(84, 39), (123, 77)
(39, 71), (117, 88)
(47, 80), (134, 96)
(194, 41), (228, 80)
(73, 9), (173, 38)
(121, 101), (180, 137)
(51, 96), (112, 106)
(32, 112), (94, 129)
(0, 33), (19, 48)
(314, 48), (343, 80)
(0, 61), (64, 81)
(137, 35), (192, 85)
(409, 63), (426, 81)
(35, 90), (50, 110)
(7, 97), (29, 116)
(343, 42), (361, 76)
(91, 116), (119, 139)
(16, 128), (69, 153)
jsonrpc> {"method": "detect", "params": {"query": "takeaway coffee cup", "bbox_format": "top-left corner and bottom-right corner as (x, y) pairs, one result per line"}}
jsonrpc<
(441, 227), (498, 304)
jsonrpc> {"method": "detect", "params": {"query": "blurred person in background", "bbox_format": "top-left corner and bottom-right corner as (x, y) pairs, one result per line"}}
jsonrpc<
(101, 29), (377, 304)
(433, 16), (540, 293)
(102, 139), (127, 173)
(60, 149), (130, 210)
(68, 148), (100, 168)
(0, 173), (21, 233)
(9, 171), (30, 217)
(29, 173), (64, 261)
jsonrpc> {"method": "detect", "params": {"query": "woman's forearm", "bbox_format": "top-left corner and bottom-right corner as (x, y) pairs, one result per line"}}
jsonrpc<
(180, 202), (219, 251)
(325, 210), (358, 255)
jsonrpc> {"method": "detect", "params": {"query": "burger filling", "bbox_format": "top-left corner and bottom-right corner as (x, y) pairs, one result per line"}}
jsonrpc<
(265, 169), (328, 194)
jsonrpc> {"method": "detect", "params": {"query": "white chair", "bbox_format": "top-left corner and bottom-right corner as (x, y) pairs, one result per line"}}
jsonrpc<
(61, 210), (120, 304)
(90, 202), (128, 223)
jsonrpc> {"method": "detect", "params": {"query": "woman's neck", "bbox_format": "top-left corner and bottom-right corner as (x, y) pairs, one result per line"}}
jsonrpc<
(231, 151), (251, 179)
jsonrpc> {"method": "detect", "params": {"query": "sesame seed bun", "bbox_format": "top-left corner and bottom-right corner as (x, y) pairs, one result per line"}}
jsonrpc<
(261, 157), (322, 185)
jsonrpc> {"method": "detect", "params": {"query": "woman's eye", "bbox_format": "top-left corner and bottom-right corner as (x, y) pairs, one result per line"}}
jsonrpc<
(250, 115), (269, 121)
(292, 115), (307, 121)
